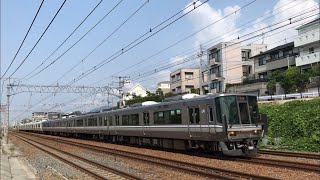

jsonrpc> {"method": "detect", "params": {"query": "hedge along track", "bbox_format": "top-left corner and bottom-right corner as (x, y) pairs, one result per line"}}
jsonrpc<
(15, 131), (277, 180)
(259, 150), (320, 160)
(11, 133), (141, 180)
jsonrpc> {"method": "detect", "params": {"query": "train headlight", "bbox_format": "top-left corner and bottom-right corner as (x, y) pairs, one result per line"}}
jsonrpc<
(253, 130), (260, 134)
(228, 131), (237, 136)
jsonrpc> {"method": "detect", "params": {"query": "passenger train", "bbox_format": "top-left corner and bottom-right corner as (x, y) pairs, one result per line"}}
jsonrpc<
(18, 94), (268, 156)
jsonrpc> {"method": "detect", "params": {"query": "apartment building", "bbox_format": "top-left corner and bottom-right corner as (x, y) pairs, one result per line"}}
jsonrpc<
(201, 42), (267, 94)
(157, 81), (171, 94)
(170, 68), (200, 94)
(226, 42), (298, 95)
(294, 18), (320, 71)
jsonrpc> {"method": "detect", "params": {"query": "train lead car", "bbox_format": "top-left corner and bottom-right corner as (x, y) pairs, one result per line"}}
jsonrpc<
(18, 94), (268, 156)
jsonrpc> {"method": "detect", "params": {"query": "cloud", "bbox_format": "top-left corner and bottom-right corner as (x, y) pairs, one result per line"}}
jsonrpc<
(185, 0), (319, 49)
(184, 1), (241, 45)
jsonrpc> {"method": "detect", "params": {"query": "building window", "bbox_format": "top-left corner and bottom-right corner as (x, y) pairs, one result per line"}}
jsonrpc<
(217, 81), (222, 93)
(258, 57), (266, 66)
(185, 72), (193, 79)
(309, 47), (314, 54)
(210, 82), (215, 89)
(242, 51), (246, 61)
(176, 73), (181, 80)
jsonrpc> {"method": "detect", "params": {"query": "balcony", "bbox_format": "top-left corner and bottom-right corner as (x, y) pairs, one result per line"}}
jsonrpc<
(294, 30), (319, 47)
(266, 56), (296, 71)
(208, 58), (221, 66)
(296, 52), (320, 66)
(210, 73), (220, 80)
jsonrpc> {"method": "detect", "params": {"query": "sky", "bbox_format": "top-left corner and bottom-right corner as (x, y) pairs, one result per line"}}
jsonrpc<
(0, 0), (319, 123)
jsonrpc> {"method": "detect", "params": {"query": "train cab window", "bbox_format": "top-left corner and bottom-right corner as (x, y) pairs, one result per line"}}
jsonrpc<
(188, 107), (200, 124)
(143, 112), (149, 125)
(98, 117), (103, 126)
(239, 102), (250, 124)
(208, 106), (214, 122)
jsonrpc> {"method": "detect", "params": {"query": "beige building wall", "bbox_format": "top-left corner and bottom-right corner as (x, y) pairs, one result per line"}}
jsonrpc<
(201, 42), (267, 94)
(170, 68), (200, 94)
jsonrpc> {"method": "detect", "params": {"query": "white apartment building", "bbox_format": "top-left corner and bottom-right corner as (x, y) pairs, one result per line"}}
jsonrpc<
(294, 18), (320, 71)
(170, 68), (200, 94)
(157, 81), (171, 94)
(201, 42), (267, 94)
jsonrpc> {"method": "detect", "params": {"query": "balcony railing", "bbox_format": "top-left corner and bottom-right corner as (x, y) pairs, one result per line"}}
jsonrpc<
(296, 52), (319, 66)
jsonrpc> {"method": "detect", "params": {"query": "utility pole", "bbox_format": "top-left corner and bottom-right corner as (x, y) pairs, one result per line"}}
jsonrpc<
(198, 45), (204, 95)
(113, 76), (130, 108)
(6, 79), (10, 144)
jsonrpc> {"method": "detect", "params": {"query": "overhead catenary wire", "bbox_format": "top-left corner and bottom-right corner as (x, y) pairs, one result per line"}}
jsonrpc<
(10, 1), (318, 121)
(64, 0), (210, 86)
(54, 0), (200, 83)
(8, 0), (67, 78)
(134, 24), (308, 85)
(21, 0), (104, 80)
(23, 0), (124, 81)
(1, 0), (45, 78)
(92, 0), (309, 84)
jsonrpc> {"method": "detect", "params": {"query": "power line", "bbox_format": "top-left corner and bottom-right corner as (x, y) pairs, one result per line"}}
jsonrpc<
(122, 6), (319, 81)
(53, 0), (151, 83)
(8, 0), (67, 78)
(22, 0), (104, 80)
(1, 0), (45, 78)
(24, 0), (124, 81)
(88, 0), (304, 86)
(65, 0), (210, 86)
(53, 0), (200, 84)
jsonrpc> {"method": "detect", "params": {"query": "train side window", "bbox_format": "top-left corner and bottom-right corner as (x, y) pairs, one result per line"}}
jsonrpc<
(108, 116), (113, 126)
(208, 106), (214, 122)
(98, 117), (103, 126)
(88, 118), (98, 126)
(143, 112), (149, 125)
(122, 115), (129, 125)
(77, 119), (83, 127)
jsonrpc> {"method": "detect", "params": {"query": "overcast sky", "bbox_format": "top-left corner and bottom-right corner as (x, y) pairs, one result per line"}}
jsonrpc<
(1, 0), (319, 123)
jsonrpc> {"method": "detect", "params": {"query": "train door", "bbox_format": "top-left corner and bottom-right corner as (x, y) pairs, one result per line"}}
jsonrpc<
(207, 105), (216, 134)
(188, 107), (201, 138)
(142, 112), (150, 136)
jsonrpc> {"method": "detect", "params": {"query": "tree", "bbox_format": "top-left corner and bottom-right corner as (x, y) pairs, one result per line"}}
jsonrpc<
(295, 71), (310, 98)
(279, 67), (297, 99)
(267, 70), (281, 98)
(267, 79), (276, 99)
(156, 88), (164, 96)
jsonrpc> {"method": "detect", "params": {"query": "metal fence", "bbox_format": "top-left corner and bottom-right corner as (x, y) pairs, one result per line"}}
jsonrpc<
(258, 92), (320, 101)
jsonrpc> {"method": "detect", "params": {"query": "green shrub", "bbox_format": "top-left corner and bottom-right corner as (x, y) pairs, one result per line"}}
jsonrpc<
(259, 98), (320, 152)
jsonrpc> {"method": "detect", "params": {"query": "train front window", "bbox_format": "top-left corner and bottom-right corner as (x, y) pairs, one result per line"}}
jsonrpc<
(248, 96), (259, 124)
(239, 102), (250, 124)
(215, 96), (240, 125)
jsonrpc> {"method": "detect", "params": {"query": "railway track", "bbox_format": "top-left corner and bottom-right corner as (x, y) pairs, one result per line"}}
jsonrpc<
(11, 133), (141, 180)
(259, 150), (320, 160)
(14, 131), (276, 180)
